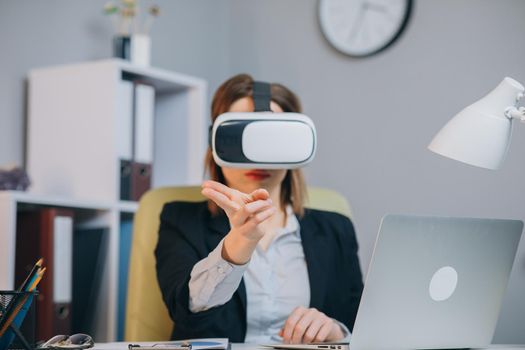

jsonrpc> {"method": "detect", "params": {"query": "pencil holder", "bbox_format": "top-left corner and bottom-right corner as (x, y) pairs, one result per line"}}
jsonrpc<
(0, 291), (38, 350)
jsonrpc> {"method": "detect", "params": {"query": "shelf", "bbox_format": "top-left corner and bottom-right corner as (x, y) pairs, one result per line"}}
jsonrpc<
(0, 190), (114, 210)
(0, 192), (140, 213)
(27, 59), (207, 203)
(29, 59), (206, 93)
(1, 59), (208, 342)
(118, 60), (205, 93)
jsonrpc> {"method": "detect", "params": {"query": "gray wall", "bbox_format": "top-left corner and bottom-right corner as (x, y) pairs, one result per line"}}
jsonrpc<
(1, 0), (524, 343)
(0, 0), (231, 166)
(228, 0), (525, 343)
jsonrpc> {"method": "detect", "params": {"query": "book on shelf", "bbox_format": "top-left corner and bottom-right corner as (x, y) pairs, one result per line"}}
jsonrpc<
(15, 208), (74, 342)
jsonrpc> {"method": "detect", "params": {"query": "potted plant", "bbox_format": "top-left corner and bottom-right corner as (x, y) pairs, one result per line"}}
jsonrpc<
(104, 0), (160, 66)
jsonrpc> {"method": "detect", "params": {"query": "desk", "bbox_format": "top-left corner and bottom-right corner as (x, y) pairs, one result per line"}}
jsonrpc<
(93, 343), (525, 350)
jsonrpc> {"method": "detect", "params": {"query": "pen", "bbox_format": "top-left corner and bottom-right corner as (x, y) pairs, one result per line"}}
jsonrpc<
(128, 343), (192, 350)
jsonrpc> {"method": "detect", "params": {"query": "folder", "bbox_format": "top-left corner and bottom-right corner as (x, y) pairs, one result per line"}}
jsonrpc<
(72, 226), (109, 336)
(117, 79), (134, 161)
(117, 78), (134, 201)
(119, 81), (155, 201)
(129, 82), (155, 201)
(15, 209), (74, 342)
(117, 218), (133, 340)
(130, 161), (152, 201)
(133, 83), (155, 164)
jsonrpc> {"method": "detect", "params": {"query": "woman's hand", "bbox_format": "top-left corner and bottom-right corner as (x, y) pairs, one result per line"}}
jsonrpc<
(280, 306), (345, 344)
(201, 180), (276, 264)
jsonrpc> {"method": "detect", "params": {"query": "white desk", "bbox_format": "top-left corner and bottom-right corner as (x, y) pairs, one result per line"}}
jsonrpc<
(94, 343), (525, 350)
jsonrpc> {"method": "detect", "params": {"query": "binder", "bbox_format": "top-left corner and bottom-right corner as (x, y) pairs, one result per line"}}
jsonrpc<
(15, 209), (74, 342)
(130, 161), (152, 201)
(117, 217), (133, 340)
(117, 79), (134, 201)
(72, 227), (109, 336)
(133, 83), (155, 164)
(129, 82), (155, 201)
(118, 81), (155, 201)
(117, 79), (134, 161)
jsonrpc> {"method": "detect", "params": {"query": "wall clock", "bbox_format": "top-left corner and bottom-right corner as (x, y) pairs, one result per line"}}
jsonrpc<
(318, 0), (413, 57)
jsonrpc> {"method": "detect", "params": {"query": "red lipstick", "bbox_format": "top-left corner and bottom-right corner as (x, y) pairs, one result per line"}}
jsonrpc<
(244, 170), (271, 181)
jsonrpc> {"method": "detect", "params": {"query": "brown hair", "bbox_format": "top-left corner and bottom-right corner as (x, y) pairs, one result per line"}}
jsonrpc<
(205, 73), (307, 217)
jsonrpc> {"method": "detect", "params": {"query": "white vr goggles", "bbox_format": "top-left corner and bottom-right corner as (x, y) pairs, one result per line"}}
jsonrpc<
(209, 81), (317, 169)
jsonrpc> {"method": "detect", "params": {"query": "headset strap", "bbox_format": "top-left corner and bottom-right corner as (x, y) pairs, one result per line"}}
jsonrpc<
(252, 81), (272, 112)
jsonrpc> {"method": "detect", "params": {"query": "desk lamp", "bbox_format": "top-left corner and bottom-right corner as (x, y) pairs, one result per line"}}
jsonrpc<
(428, 77), (525, 169)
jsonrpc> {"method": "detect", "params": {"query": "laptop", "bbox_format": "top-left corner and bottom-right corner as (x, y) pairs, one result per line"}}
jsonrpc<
(266, 214), (523, 350)
(350, 214), (523, 350)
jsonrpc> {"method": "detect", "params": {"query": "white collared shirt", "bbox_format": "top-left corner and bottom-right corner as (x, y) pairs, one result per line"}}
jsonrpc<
(244, 206), (310, 343)
(188, 206), (350, 343)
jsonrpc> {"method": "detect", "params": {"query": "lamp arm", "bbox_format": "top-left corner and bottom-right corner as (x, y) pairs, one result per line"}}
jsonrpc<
(504, 91), (525, 121)
(505, 106), (525, 122)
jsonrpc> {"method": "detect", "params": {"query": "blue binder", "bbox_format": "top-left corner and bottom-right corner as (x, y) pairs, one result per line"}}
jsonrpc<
(117, 219), (134, 340)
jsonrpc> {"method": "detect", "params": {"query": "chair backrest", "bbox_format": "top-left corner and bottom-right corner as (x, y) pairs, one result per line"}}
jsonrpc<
(125, 186), (352, 341)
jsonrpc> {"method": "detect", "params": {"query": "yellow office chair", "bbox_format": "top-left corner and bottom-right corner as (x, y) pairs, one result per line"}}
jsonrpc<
(125, 186), (352, 341)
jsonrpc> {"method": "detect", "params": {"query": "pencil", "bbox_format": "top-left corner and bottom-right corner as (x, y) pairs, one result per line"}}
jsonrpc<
(0, 267), (45, 337)
(28, 268), (46, 291)
(19, 258), (44, 292)
(0, 259), (44, 335)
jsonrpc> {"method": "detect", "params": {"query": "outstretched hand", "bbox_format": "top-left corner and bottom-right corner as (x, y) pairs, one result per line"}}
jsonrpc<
(201, 180), (276, 264)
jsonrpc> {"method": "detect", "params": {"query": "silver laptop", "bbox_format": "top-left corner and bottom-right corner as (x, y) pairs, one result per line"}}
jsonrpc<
(350, 214), (523, 350)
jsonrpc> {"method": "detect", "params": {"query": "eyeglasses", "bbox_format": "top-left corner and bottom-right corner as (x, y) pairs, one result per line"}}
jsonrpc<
(38, 334), (94, 350)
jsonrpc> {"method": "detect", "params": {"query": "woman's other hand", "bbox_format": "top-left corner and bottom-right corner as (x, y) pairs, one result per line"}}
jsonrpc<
(201, 180), (276, 264)
(280, 306), (345, 344)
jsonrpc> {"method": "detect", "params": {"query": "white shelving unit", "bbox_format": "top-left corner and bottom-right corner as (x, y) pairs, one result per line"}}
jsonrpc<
(0, 59), (207, 342)
(27, 59), (207, 202)
(0, 192), (138, 341)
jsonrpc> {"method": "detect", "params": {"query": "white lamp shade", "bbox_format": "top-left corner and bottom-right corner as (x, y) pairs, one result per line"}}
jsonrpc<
(428, 77), (524, 170)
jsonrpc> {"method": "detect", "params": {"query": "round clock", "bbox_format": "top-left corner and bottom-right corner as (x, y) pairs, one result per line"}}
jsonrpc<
(318, 0), (413, 57)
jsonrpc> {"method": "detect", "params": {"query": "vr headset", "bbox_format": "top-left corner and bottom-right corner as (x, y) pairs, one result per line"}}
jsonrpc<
(209, 81), (317, 169)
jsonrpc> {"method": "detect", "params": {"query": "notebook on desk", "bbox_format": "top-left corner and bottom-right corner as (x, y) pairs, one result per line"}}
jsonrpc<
(105, 339), (229, 350)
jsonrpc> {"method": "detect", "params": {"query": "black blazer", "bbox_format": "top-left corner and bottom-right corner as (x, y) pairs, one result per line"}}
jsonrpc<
(155, 201), (363, 342)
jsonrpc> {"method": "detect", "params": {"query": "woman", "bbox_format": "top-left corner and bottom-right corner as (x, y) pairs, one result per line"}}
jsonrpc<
(155, 74), (363, 344)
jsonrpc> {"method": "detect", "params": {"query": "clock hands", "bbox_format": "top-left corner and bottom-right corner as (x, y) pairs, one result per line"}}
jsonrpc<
(363, 1), (388, 14)
(348, 1), (368, 44)
(348, 0), (393, 45)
